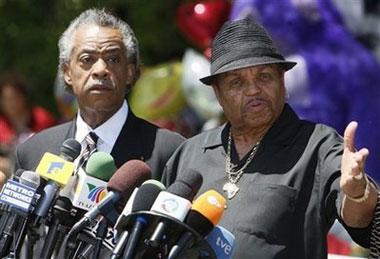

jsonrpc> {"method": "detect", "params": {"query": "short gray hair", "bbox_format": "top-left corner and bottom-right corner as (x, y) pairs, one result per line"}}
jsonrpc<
(58, 8), (140, 86)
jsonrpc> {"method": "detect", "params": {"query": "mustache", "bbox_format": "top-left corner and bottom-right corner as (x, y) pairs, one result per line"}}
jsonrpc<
(245, 97), (268, 107)
(87, 79), (115, 90)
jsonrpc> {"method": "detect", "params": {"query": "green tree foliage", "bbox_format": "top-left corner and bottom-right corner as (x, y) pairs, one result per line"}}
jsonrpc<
(0, 0), (187, 116)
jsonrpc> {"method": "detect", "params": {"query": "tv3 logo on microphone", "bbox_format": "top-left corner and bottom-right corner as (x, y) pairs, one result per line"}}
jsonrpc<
(87, 183), (107, 203)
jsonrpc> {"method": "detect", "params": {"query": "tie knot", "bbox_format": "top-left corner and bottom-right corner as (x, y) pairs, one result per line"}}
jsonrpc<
(78, 132), (99, 170)
(87, 132), (99, 145)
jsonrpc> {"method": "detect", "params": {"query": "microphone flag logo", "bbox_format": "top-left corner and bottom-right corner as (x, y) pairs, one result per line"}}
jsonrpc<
(72, 168), (108, 210)
(47, 162), (65, 174)
(0, 180), (37, 212)
(87, 183), (107, 203)
(160, 198), (179, 213)
(36, 152), (75, 186)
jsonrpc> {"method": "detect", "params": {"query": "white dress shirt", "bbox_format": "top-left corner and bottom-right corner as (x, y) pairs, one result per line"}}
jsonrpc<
(74, 100), (129, 166)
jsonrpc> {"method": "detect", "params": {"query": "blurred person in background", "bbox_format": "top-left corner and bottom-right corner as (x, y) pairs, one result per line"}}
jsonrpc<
(0, 72), (56, 177)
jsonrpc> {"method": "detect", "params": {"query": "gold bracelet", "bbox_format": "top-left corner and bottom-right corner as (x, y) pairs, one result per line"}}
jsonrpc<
(345, 174), (371, 203)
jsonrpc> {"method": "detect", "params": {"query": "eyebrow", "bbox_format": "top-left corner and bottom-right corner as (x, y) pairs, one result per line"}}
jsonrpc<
(77, 46), (123, 55)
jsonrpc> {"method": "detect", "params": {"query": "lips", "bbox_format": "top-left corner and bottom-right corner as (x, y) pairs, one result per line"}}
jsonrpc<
(88, 84), (114, 92)
(245, 98), (267, 111)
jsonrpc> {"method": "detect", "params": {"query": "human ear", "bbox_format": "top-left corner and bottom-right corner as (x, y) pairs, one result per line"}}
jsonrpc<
(63, 63), (73, 86)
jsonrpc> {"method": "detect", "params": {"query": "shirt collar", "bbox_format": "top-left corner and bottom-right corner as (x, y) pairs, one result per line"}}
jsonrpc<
(202, 104), (301, 149)
(75, 100), (129, 148)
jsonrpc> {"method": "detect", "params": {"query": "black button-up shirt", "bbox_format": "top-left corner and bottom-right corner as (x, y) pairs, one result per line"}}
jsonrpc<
(163, 104), (371, 259)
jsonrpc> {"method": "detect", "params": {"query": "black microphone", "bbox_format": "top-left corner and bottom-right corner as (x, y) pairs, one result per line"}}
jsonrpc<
(119, 180), (166, 259)
(39, 150), (113, 259)
(0, 170), (40, 258)
(147, 169), (203, 249)
(33, 139), (80, 259)
(0, 169), (24, 233)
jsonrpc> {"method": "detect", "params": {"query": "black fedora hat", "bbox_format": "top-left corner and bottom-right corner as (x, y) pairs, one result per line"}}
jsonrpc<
(200, 16), (297, 85)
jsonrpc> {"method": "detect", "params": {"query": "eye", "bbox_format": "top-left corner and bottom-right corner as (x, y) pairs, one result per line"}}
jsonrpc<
(229, 78), (243, 88)
(107, 55), (121, 64)
(257, 73), (273, 83)
(79, 55), (94, 64)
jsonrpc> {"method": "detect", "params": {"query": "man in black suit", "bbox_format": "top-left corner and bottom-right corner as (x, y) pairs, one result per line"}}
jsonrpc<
(11, 8), (184, 180)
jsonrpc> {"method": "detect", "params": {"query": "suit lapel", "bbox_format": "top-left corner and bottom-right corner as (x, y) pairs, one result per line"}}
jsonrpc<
(66, 119), (76, 139)
(111, 112), (144, 168)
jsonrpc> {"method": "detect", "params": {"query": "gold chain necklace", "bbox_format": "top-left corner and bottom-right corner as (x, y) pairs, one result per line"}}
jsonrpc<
(223, 129), (260, 199)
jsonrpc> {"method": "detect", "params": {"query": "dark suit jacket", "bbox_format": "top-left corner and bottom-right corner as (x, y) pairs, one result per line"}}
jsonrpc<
(14, 111), (185, 180)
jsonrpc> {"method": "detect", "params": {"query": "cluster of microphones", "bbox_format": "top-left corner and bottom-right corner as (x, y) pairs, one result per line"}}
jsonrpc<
(0, 139), (235, 259)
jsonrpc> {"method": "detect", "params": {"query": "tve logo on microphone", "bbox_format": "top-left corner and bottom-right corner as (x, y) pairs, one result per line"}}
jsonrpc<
(205, 225), (235, 259)
(0, 180), (37, 212)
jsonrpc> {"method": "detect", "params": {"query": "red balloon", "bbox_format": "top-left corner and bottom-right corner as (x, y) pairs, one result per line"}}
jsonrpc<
(176, 0), (231, 51)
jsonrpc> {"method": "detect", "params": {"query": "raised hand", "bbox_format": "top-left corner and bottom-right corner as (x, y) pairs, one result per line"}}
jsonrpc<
(340, 121), (369, 199)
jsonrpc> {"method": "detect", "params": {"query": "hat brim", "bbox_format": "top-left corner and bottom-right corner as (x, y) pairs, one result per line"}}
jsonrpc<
(199, 57), (297, 85)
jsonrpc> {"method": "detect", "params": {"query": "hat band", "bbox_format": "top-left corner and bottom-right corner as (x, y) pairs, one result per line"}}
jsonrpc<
(211, 47), (284, 74)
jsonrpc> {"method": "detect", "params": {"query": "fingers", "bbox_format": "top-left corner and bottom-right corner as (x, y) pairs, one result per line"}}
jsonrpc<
(344, 121), (358, 152)
(356, 148), (369, 164)
(348, 148), (369, 178)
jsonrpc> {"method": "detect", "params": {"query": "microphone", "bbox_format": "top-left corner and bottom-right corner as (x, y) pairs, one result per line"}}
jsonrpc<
(111, 181), (150, 259)
(168, 190), (226, 259)
(0, 170), (40, 258)
(39, 150), (113, 259)
(204, 225), (235, 259)
(69, 160), (152, 237)
(147, 169), (203, 248)
(61, 160), (151, 258)
(72, 151), (116, 211)
(33, 139), (81, 226)
(120, 180), (166, 259)
(85, 151), (116, 181)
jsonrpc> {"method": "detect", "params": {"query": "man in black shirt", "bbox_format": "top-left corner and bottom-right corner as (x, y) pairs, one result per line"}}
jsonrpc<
(163, 17), (377, 258)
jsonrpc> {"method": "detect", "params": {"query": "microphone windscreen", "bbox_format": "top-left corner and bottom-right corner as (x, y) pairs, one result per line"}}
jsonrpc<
(19, 170), (41, 189)
(14, 168), (24, 177)
(85, 151), (116, 181)
(107, 160), (152, 199)
(132, 180), (166, 212)
(191, 190), (226, 226)
(60, 138), (81, 161)
(167, 169), (203, 200)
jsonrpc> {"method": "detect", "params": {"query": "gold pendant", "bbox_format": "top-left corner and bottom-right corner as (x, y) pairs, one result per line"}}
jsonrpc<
(223, 182), (239, 199)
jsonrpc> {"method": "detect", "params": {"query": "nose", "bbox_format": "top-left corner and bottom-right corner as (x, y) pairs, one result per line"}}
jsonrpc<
(92, 58), (109, 79)
(244, 79), (261, 95)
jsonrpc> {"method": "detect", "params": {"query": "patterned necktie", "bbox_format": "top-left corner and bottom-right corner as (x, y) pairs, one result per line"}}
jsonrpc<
(78, 132), (99, 169)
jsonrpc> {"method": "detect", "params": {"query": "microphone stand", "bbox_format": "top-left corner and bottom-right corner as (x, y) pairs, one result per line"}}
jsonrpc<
(92, 218), (109, 259)
(74, 217), (110, 259)
(39, 200), (76, 259)
(110, 231), (129, 259)
(24, 223), (43, 259)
